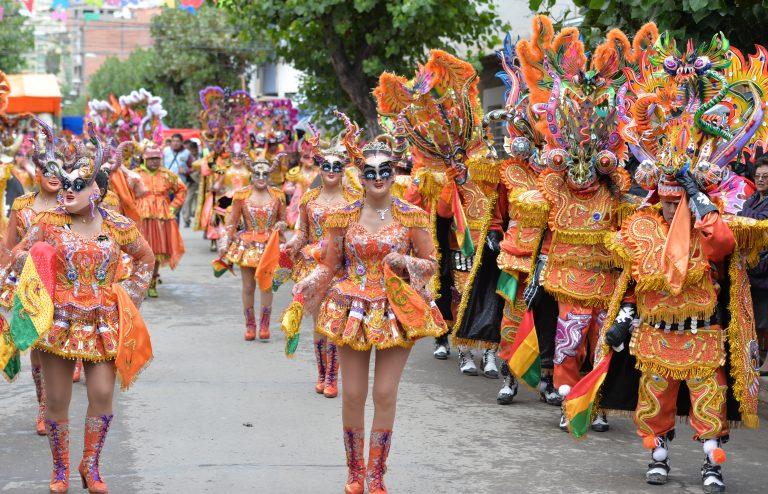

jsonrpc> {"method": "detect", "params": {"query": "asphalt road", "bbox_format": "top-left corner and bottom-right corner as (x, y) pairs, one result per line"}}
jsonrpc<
(1, 226), (767, 493)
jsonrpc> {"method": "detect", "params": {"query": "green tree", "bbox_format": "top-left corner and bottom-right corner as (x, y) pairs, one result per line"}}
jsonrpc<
(531, 0), (768, 49)
(86, 5), (265, 127)
(149, 4), (268, 127)
(217, 0), (506, 134)
(0, 0), (34, 73)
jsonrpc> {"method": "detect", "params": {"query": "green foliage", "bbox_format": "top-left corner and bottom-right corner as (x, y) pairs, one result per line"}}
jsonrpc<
(218, 0), (506, 133)
(86, 4), (265, 128)
(0, 0), (34, 73)
(531, 0), (768, 50)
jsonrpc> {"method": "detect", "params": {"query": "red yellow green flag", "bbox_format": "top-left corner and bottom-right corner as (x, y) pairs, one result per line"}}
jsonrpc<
(451, 183), (474, 257)
(564, 351), (613, 439)
(11, 242), (56, 351)
(506, 309), (540, 389)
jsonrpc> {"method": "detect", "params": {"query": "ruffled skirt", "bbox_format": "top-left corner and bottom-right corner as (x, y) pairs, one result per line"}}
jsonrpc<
(34, 303), (120, 361)
(139, 218), (185, 269)
(316, 289), (447, 351)
(225, 231), (267, 268)
(291, 243), (322, 282)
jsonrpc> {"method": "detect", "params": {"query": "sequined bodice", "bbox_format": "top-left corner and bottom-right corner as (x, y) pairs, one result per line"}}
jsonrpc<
(339, 222), (411, 299)
(307, 200), (342, 243)
(242, 197), (279, 233)
(222, 166), (251, 194)
(15, 208), (36, 240)
(53, 228), (122, 306)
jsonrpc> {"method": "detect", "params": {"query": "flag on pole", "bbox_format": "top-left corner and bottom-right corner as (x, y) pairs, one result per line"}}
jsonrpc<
(505, 309), (540, 389)
(11, 242), (56, 352)
(451, 183), (474, 257)
(564, 351), (613, 439)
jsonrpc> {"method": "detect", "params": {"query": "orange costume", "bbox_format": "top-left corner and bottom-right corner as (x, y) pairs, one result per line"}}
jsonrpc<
(135, 162), (186, 270)
(223, 185), (286, 268)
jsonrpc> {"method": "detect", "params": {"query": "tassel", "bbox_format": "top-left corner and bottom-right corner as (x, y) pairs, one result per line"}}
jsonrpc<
(280, 294), (304, 357)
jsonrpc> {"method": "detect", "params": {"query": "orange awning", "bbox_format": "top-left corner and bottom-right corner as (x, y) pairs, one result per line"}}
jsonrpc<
(5, 74), (62, 117)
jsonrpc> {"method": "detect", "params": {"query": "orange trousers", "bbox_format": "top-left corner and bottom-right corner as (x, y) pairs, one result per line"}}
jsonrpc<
(553, 303), (605, 389)
(634, 367), (729, 441)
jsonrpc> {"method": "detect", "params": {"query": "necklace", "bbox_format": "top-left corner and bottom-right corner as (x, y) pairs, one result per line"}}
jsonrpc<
(375, 207), (390, 221)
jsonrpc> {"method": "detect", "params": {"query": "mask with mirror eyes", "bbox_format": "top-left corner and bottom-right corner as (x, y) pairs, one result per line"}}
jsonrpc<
(361, 160), (394, 182)
(319, 155), (346, 174)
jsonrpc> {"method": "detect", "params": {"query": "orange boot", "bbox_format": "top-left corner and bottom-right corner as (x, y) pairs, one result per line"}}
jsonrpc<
(343, 427), (365, 494)
(314, 338), (326, 394)
(78, 415), (113, 494)
(32, 365), (47, 436)
(72, 360), (83, 383)
(323, 342), (339, 398)
(244, 308), (256, 341)
(45, 419), (70, 493)
(258, 306), (271, 340)
(367, 429), (392, 494)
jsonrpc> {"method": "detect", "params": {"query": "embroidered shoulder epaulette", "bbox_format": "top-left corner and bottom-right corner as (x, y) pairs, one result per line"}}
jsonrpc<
(11, 192), (36, 211)
(300, 187), (321, 206)
(270, 187), (286, 204)
(392, 198), (429, 228)
(102, 209), (140, 245)
(33, 207), (71, 227)
(233, 186), (252, 201)
(324, 200), (363, 228)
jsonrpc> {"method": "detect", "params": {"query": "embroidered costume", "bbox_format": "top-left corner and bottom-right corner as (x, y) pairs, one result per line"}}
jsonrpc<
(223, 186), (286, 268)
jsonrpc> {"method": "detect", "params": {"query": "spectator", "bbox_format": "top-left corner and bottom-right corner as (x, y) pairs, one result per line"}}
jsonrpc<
(739, 156), (768, 374)
(163, 133), (191, 177)
(181, 140), (202, 228)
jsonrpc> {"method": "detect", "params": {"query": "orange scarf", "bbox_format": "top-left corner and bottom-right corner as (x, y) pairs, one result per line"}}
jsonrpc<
(661, 195), (691, 295)
(114, 285), (153, 390)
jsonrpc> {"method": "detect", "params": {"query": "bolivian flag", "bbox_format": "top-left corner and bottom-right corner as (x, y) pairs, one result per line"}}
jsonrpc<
(451, 183), (474, 257)
(11, 243), (56, 352)
(496, 271), (518, 305)
(564, 351), (613, 439)
(0, 316), (21, 382)
(280, 293), (304, 357)
(505, 309), (540, 389)
(212, 256), (234, 278)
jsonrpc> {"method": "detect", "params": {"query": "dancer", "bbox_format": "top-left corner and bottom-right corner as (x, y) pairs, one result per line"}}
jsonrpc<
(221, 156), (287, 341)
(293, 115), (447, 493)
(0, 121), (62, 434)
(284, 126), (360, 397)
(2, 125), (153, 493)
(135, 144), (186, 297)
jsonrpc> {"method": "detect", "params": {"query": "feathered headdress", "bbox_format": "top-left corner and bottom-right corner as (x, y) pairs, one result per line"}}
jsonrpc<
(199, 86), (256, 156)
(250, 99), (298, 148)
(374, 49), (482, 169)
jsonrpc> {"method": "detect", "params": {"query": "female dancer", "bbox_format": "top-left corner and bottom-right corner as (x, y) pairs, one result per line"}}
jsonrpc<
(135, 144), (186, 297)
(284, 129), (360, 397)
(221, 157), (287, 341)
(1, 122), (62, 435)
(5, 126), (154, 493)
(293, 117), (447, 493)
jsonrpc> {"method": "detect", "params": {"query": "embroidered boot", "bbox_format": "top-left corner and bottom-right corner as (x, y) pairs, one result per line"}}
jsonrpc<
(367, 429), (392, 494)
(244, 307), (256, 341)
(343, 427), (365, 494)
(258, 306), (271, 340)
(324, 341), (339, 398)
(78, 415), (113, 494)
(32, 365), (47, 435)
(45, 419), (70, 493)
(314, 338), (326, 394)
(72, 360), (83, 383)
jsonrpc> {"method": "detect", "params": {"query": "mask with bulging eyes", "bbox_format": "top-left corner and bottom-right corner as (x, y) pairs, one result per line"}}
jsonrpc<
(362, 161), (394, 181)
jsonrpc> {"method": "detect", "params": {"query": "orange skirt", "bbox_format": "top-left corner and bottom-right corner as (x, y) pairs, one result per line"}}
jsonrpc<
(139, 218), (185, 269)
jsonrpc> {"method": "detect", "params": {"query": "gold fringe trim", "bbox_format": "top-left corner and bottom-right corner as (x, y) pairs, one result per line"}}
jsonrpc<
(323, 200), (363, 228)
(552, 229), (611, 247)
(392, 198), (429, 228)
(102, 210), (141, 245)
(616, 200), (639, 226)
(633, 359), (719, 381)
(11, 192), (36, 211)
(451, 337), (499, 351)
(548, 290), (610, 310)
(33, 209), (71, 227)
(603, 230), (631, 268)
(299, 186), (321, 207)
(725, 250), (761, 428)
(726, 216), (768, 267)
(633, 268), (707, 294)
(233, 186), (252, 201)
(415, 168), (444, 202)
(428, 205), (442, 300)
(450, 190), (498, 346)
(466, 156), (500, 184)
(508, 189), (550, 228)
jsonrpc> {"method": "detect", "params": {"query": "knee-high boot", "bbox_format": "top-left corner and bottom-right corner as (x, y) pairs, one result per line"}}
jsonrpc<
(259, 306), (271, 340)
(343, 427), (365, 494)
(244, 307), (256, 341)
(45, 419), (70, 493)
(32, 365), (46, 435)
(324, 342), (339, 398)
(367, 429), (392, 494)
(78, 415), (113, 494)
(314, 338), (326, 394)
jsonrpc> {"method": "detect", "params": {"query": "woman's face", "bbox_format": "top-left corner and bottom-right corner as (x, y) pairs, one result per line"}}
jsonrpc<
(36, 166), (61, 194)
(361, 153), (394, 199)
(251, 165), (270, 190)
(61, 169), (100, 215)
(320, 154), (344, 188)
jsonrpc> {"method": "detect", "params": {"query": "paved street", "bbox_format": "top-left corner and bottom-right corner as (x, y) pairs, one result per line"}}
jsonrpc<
(2, 227), (768, 493)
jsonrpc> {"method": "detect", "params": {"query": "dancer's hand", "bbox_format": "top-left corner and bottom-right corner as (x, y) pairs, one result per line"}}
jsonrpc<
(275, 221), (288, 233)
(604, 303), (636, 352)
(523, 254), (547, 309)
(384, 252), (407, 274)
(292, 280), (306, 296)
